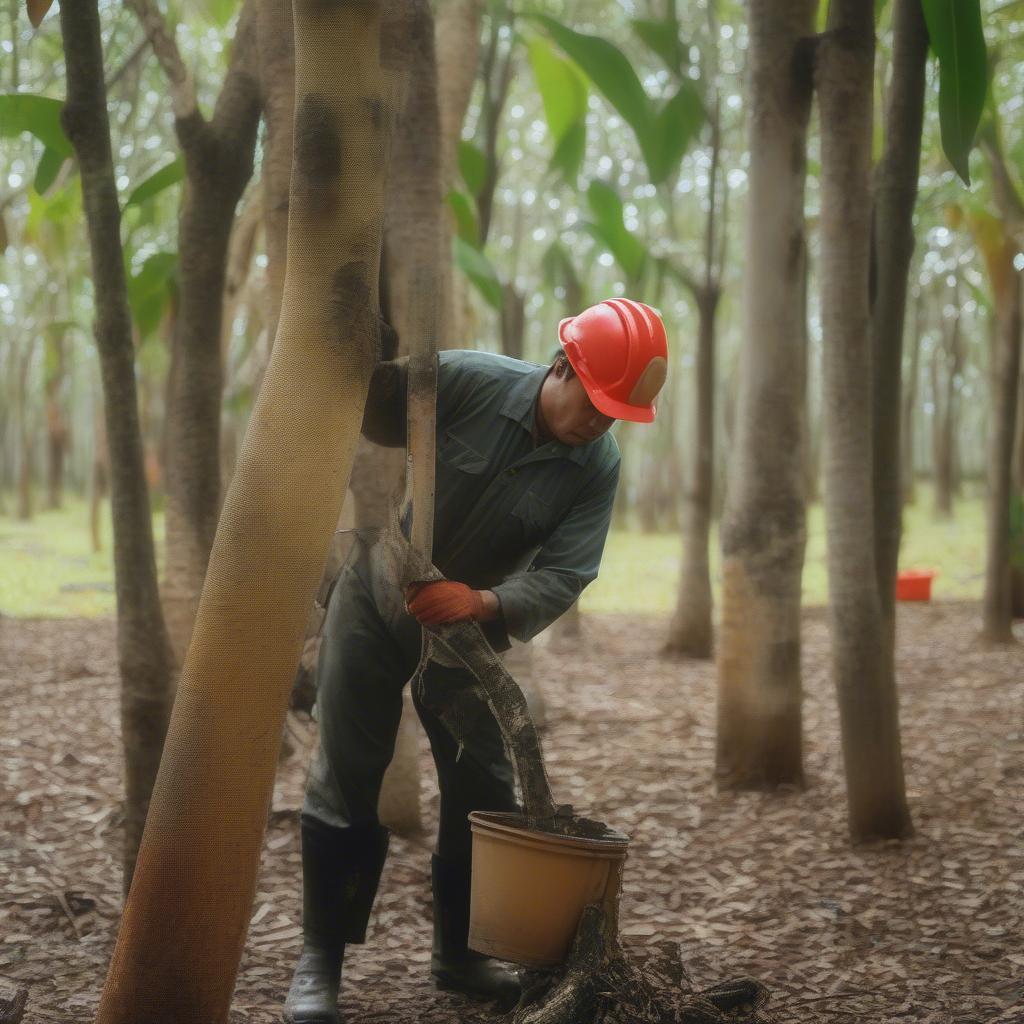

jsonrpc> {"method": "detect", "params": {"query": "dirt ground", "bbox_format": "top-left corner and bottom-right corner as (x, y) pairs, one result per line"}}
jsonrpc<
(1, 603), (1022, 1023)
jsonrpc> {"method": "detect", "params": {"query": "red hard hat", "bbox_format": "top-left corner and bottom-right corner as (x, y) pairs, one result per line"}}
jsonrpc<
(558, 298), (668, 423)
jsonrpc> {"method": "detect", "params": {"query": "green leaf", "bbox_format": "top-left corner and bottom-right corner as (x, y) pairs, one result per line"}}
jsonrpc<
(453, 237), (503, 310)
(585, 180), (646, 283)
(528, 36), (588, 143)
(550, 120), (586, 183)
(127, 251), (178, 338)
(648, 82), (705, 185)
(921, 0), (988, 185)
(532, 14), (652, 141)
(541, 239), (582, 297)
(630, 17), (686, 76)
(0, 94), (73, 157)
(125, 159), (184, 208)
(446, 190), (480, 248)
(33, 146), (66, 194)
(458, 140), (488, 197)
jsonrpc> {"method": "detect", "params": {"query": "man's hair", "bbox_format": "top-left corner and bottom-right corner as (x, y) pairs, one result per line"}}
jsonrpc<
(550, 350), (576, 379)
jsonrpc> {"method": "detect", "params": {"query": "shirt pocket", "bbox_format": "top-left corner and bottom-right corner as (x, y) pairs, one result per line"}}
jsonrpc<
(510, 488), (554, 543)
(438, 432), (489, 475)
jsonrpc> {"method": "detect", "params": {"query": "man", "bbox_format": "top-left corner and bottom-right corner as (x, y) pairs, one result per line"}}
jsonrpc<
(285, 298), (668, 1024)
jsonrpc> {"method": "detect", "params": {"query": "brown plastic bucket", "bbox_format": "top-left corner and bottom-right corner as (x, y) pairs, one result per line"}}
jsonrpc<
(467, 811), (629, 968)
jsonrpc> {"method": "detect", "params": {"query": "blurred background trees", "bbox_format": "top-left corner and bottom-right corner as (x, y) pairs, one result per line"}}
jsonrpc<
(2, 0), (1021, 844)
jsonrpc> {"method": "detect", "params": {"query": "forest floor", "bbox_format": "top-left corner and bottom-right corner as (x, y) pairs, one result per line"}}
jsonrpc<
(1, 602), (1022, 1024)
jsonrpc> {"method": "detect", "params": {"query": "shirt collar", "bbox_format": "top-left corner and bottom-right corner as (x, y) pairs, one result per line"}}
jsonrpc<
(499, 363), (590, 466)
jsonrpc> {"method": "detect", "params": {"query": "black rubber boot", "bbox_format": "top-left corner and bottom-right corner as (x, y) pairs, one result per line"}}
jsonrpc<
(284, 818), (390, 1024)
(431, 855), (521, 1007)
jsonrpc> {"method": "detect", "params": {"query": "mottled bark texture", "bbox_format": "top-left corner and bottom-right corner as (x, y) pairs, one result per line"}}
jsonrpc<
(901, 289), (923, 505)
(870, 0), (928, 630)
(818, 2), (912, 840)
(44, 332), (68, 509)
(57, 0), (176, 888)
(716, 0), (814, 789)
(94, 2), (406, 1019)
(127, 0), (263, 664)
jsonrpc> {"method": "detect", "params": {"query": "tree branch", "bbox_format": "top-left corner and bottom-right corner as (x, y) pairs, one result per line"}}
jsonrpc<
(123, 0), (197, 119)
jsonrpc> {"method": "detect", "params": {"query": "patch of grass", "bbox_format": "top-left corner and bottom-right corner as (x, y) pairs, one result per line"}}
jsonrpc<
(0, 487), (985, 619)
(0, 496), (165, 618)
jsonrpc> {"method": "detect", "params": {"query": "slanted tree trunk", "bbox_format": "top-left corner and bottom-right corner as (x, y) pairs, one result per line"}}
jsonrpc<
(931, 298), (962, 520)
(127, 0), (263, 664)
(716, 0), (814, 789)
(90, 399), (109, 553)
(871, 0), (927, 619)
(57, 0), (177, 887)
(95, 2), (407, 1018)
(817, 0), (912, 840)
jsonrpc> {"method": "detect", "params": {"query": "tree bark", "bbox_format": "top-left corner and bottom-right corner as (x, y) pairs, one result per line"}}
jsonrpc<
(818, 1), (912, 840)
(95, 2), (407, 1018)
(870, 0), (927, 621)
(44, 332), (69, 510)
(981, 270), (1022, 642)
(901, 288), (923, 506)
(435, 0), (483, 346)
(57, 0), (176, 888)
(716, 0), (814, 789)
(129, 0), (263, 664)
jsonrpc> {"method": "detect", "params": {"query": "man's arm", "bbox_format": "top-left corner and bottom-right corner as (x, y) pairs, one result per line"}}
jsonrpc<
(490, 459), (620, 643)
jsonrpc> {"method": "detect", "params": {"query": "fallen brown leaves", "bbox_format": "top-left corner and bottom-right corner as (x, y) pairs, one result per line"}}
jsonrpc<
(0, 602), (1021, 1022)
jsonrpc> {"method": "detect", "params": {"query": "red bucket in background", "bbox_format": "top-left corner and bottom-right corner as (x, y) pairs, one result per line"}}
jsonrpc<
(896, 569), (936, 602)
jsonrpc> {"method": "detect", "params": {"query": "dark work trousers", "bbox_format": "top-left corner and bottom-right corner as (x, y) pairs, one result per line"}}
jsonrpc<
(302, 538), (519, 876)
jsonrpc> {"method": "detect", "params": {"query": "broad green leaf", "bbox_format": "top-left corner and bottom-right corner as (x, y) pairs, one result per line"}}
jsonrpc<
(585, 180), (646, 283)
(630, 17), (686, 76)
(921, 0), (987, 185)
(125, 159), (184, 208)
(33, 146), (66, 194)
(446, 190), (480, 248)
(0, 94), (73, 156)
(648, 82), (705, 185)
(458, 140), (488, 197)
(532, 15), (652, 141)
(127, 251), (178, 338)
(550, 120), (586, 183)
(528, 36), (588, 144)
(454, 237), (503, 310)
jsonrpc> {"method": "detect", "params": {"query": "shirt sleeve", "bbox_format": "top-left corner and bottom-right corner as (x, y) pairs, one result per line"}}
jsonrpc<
(490, 458), (620, 643)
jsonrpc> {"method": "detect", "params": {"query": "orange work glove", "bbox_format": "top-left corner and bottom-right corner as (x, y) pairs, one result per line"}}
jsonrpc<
(405, 580), (485, 625)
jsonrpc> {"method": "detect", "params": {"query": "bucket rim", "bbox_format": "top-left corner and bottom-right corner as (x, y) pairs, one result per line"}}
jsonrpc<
(468, 810), (630, 853)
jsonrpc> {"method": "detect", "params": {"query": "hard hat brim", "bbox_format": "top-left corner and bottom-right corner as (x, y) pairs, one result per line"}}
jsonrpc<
(558, 320), (657, 423)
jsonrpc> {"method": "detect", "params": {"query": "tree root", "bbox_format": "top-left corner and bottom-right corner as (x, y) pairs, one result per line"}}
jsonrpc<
(507, 906), (770, 1024)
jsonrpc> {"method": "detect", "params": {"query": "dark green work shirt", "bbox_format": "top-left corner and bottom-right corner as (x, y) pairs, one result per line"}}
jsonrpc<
(363, 350), (621, 645)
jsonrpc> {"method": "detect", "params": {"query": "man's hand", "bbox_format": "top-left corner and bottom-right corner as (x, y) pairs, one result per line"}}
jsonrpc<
(405, 581), (500, 625)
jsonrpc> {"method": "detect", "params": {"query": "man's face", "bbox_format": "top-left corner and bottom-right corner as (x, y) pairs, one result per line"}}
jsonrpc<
(540, 364), (616, 446)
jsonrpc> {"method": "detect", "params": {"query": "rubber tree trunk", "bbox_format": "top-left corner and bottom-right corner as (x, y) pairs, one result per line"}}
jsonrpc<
(817, 0), (912, 841)
(901, 289), (923, 506)
(435, 0), (482, 347)
(870, 0), (928, 635)
(981, 267), (1022, 642)
(44, 331), (68, 510)
(131, 0), (263, 663)
(715, 0), (813, 790)
(94, 1), (406, 1018)
(57, 0), (177, 888)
